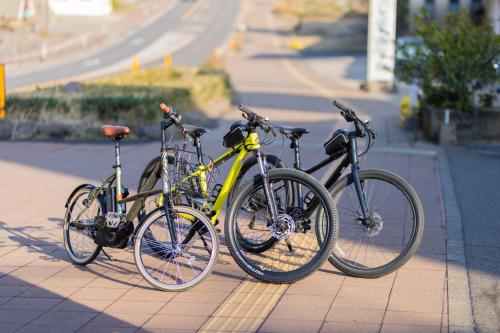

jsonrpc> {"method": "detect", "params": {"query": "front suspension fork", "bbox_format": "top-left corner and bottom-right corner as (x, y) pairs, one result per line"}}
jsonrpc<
(160, 149), (179, 245)
(349, 139), (370, 219)
(255, 150), (279, 223)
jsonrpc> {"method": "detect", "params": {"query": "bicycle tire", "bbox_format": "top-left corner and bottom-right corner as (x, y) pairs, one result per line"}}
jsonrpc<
(63, 184), (102, 265)
(225, 168), (338, 284)
(326, 169), (424, 278)
(134, 205), (219, 291)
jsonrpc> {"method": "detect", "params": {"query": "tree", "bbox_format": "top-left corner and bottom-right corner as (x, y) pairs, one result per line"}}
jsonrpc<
(396, 9), (500, 113)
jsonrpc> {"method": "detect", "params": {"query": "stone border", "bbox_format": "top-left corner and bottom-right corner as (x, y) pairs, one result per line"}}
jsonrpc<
(436, 147), (475, 333)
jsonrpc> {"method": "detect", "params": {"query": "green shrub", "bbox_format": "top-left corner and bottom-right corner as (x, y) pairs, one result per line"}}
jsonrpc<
(6, 66), (231, 126)
(6, 96), (67, 113)
(396, 9), (500, 113)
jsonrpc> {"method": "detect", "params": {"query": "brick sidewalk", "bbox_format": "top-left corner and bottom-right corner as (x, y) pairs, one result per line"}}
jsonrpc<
(0, 141), (446, 333)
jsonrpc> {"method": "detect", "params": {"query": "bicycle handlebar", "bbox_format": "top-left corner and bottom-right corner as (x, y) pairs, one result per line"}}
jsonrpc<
(331, 100), (376, 140)
(238, 105), (275, 135)
(332, 100), (350, 113)
(159, 103), (193, 141)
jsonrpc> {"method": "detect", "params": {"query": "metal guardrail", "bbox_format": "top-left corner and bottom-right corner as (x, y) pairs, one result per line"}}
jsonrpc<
(1, 33), (106, 64)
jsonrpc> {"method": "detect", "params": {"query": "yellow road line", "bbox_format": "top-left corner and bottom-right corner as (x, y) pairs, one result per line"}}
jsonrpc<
(266, 15), (334, 100)
(181, 0), (208, 22)
(281, 58), (333, 98)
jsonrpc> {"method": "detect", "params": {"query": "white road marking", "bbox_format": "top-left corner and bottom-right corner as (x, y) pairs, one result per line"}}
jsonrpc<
(201, 1), (211, 10)
(181, 0), (208, 22)
(130, 37), (144, 46)
(191, 14), (202, 22)
(83, 58), (100, 67)
(183, 24), (206, 33)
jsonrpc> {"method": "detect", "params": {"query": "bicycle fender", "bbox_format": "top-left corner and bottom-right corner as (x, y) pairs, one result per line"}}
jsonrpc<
(64, 184), (95, 208)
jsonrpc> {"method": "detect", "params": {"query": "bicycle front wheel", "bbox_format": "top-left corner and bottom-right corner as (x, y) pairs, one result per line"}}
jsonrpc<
(134, 205), (219, 291)
(326, 169), (424, 278)
(225, 168), (338, 284)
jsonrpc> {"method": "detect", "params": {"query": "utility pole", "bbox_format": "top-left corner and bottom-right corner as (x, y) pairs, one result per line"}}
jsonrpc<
(365, 0), (398, 91)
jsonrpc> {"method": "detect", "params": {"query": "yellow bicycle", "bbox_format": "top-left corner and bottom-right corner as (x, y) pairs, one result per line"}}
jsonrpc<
(137, 104), (339, 283)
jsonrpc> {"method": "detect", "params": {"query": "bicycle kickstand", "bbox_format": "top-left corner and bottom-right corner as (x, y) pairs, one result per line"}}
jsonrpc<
(101, 248), (113, 261)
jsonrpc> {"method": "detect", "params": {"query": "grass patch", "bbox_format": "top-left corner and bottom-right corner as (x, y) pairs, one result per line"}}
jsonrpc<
(111, 0), (132, 11)
(274, 0), (368, 21)
(6, 65), (232, 128)
(274, 0), (345, 20)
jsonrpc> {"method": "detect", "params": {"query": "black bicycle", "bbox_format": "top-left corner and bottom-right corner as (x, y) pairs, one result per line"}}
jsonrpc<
(230, 101), (425, 278)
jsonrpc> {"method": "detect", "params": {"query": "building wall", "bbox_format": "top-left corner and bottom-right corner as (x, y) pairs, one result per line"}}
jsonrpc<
(484, 0), (500, 33)
(48, 0), (112, 16)
(409, 0), (499, 32)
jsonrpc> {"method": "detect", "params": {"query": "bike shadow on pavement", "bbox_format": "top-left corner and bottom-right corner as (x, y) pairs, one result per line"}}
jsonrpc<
(0, 275), (157, 332)
(0, 218), (246, 288)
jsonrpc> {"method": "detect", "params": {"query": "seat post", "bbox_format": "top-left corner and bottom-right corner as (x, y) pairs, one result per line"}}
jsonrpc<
(194, 137), (204, 165)
(291, 137), (302, 170)
(113, 139), (123, 212)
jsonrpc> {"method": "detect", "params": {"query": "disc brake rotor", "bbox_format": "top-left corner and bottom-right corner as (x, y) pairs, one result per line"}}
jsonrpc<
(269, 214), (296, 240)
(364, 211), (384, 237)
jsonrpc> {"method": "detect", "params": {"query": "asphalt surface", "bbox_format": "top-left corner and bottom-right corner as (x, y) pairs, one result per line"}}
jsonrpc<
(7, 0), (241, 90)
(151, 0), (240, 67)
(446, 146), (500, 333)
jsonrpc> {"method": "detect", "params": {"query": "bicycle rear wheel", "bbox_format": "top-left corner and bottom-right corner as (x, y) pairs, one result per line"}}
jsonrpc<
(324, 169), (424, 278)
(134, 205), (219, 291)
(63, 185), (102, 265)
(225, 168), (338, 284)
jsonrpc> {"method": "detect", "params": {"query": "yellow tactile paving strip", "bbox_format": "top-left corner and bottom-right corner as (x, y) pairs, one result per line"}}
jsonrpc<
(199, 281), (287, 332)
(200, 213), (313, 332)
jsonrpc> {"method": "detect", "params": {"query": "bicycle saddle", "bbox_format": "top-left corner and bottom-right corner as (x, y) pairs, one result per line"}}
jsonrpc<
(101, 125), (130, 139)
(278, 126), (310, 138)
(183, 124), (209, 138)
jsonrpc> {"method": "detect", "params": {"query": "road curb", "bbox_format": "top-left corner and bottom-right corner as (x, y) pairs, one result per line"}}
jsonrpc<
(436, 147), (475, 333)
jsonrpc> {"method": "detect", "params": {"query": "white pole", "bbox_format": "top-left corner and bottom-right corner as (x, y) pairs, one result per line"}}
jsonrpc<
(493, 0), (500, 34)
(365, 0), (398, 90)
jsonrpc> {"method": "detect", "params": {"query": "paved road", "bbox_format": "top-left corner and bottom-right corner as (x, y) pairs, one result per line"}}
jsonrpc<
(7, 0), (241, 90)
(447, 147), (500, 333)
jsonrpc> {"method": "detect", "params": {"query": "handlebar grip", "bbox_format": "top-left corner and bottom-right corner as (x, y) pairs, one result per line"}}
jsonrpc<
(332, 100), (350, 112)
(239, 105), (253, 115)
(160, 103), (172, 115)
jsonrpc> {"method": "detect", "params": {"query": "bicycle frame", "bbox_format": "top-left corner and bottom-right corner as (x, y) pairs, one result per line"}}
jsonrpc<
(289, 135), (370, 220)
(66, 119), (187, 245)
(169, 132), (262, 224)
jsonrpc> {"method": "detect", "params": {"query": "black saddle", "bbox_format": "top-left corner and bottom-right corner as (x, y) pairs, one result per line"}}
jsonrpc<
(183, 124), (209, 138)
(279, 125), (310, 139)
